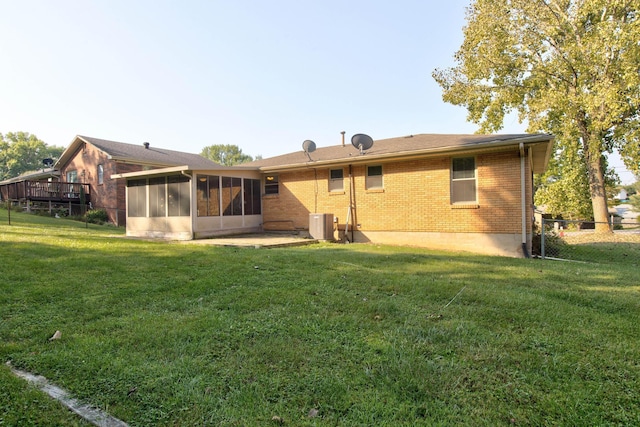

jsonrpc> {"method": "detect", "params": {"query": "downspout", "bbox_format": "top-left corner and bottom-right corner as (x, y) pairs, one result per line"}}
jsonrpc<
(519, 143), (530, 258)
(348, 164), (355, 243)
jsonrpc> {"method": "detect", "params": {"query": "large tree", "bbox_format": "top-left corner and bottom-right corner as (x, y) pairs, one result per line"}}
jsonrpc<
(0, 132), (64, 181)
(433, 0), (640, 232)
(200, 144), (256, 166)
(534, 138), (619, 219)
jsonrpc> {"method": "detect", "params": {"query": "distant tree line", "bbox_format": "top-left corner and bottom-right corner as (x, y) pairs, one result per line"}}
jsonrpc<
(0, 132), (64, 181)
(200, 144), (261, 166)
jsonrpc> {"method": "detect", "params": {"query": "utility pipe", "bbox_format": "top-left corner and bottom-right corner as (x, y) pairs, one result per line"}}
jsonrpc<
(519, 143), (530, 258)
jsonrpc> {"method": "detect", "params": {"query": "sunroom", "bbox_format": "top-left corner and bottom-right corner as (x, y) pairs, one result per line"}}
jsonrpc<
(113, 165), (263, 239)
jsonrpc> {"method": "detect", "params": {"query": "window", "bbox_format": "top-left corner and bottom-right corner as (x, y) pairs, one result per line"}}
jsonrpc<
(167, 175), (190, 217)
(451, 157), (477, 203)
(329, 169), (344, 192)
(244, 178), (262, 215)
(222, 177), (243, 216)
(264, 174), (279, 195)
(197, 175), (220, 217)
(66, 170), (78, 183)
(97, 164), (104, 185)
(127, 179), (147, 217)
(366, 165), (383, 190)
(148, 177), (166, 217)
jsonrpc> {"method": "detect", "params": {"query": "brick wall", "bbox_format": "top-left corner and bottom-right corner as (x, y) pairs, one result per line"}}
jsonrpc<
(262, 150), (532, 235)
(59, 142), (144, 226)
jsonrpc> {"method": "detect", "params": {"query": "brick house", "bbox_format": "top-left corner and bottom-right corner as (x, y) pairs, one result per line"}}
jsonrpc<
(242, 133), (554, 257)
(53, 136), (221, 225)
(115, 133), (553, 257)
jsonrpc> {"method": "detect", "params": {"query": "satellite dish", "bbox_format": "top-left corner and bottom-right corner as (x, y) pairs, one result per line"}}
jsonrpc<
(351, 133), (374, 154)
(42, 158), (54, 168)
(302, 140), (316, 153)
(302, 139), (316, 161)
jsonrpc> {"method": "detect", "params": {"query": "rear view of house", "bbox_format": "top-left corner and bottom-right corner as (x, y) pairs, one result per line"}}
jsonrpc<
(1, 136), (221, 225)
(245, 133), (554, 257)
(53, 136), (221, 225)
(9, 132), (552, 258)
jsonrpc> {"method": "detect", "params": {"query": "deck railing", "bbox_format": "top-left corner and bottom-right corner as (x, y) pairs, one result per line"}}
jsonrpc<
(26, 181), (91, 202)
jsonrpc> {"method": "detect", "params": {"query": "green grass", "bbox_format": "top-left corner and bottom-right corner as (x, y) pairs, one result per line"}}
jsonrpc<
(1, 208), (640, 426)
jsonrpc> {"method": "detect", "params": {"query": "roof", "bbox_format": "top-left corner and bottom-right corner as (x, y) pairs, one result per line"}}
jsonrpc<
(0, 168), (60, 185)
(55, 136), (221, 169)
(244, 133), (554, 173)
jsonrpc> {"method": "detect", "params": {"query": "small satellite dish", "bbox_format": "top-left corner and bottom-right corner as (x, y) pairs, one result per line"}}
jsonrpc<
(42, 158), (54, 167)
(302, 140), (316, 153)
(302, 140), (316, 161)
(351, 133), (374, 154)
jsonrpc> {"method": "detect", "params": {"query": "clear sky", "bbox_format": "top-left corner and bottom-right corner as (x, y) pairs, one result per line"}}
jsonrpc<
(0, 0), (634, 183)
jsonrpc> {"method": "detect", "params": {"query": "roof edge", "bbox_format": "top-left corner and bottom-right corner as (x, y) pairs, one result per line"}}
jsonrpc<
(256, 134), (554, 172)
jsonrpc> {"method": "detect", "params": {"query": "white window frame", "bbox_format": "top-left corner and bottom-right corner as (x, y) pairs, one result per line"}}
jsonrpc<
(366, 165), (383, 190)
(451, 157), (477, 204)
(66, 170), (78, 183)
(329, 168), (344, 192)
(264, 174), (279, 195)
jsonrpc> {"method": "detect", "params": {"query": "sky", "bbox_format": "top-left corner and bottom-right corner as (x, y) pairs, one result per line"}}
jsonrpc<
(0, 0), (635, 184)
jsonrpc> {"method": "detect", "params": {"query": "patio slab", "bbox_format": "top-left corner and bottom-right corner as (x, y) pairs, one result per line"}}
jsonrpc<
(178, 233), (320, 248)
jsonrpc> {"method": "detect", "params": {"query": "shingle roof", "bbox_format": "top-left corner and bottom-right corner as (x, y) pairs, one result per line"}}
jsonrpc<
(244, 133), (554, 171)
(56, 136), (221, 169)
(0, 168), (59, 185)
(81, 136), (221, 168)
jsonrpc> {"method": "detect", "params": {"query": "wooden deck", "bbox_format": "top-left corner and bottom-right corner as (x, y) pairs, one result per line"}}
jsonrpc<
(1, 181), (90, 203)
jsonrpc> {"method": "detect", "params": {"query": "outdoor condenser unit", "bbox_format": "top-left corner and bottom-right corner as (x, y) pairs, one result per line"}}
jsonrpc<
(309, 213), (334, 241)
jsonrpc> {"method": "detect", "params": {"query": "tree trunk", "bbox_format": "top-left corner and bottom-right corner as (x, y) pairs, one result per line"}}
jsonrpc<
(582, 135), (611, 233)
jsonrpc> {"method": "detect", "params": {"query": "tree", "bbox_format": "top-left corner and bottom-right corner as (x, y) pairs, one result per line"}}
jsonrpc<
(627, 179), (640, 213)
(534, 142), (592, 220)
(433, 0), (640, 232)
(200, 144), (255, 166)
(0, 132), (64, 181)
(534, 139), (618, 219)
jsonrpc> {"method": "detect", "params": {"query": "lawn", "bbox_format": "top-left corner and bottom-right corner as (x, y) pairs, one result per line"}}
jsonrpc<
(1, 209), (639, 426)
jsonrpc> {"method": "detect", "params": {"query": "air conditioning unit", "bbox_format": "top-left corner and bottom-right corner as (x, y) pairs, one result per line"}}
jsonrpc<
(309, 213), (334, 241)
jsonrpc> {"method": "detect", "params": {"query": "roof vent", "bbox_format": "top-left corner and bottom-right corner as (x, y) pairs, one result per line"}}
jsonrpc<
(143, 142), (150, 149)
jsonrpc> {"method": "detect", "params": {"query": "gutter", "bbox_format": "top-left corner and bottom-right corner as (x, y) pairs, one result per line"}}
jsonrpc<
(111, 165), (192, 179)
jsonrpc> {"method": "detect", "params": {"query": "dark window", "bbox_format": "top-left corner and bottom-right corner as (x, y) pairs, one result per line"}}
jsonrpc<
(329, 169), (344, 192)
(197, 175), (220, 217)
(148, 177), (166, 217)
(366, 165), (383, 189)
(451, 157), (477, 203)
(264, 174), (279, 195)
(127, 179), (147, 217)
(222, 177), (243, 216)
(167, 175), (190, 217)
(244, 178), (262, 215)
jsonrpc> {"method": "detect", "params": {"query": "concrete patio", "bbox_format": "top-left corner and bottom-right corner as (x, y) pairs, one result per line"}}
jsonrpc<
(178, 233), (320, 248)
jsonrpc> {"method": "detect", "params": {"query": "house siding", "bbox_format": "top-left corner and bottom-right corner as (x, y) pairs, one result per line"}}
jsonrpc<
(262, 151), (533, 257)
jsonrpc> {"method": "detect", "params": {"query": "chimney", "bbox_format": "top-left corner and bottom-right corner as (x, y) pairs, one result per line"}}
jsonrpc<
(341, 131), (345, 147)
(143, 142), (150, 149)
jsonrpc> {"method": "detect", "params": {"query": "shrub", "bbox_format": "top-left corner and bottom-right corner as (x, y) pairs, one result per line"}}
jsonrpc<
(85, 209), (109, 224)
